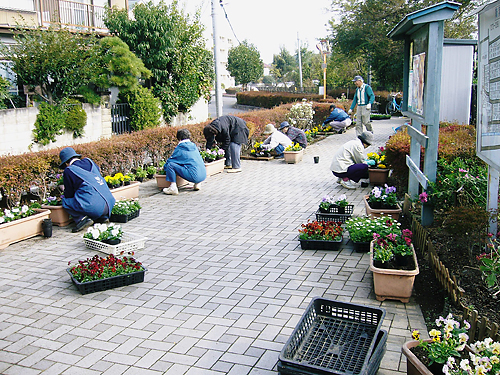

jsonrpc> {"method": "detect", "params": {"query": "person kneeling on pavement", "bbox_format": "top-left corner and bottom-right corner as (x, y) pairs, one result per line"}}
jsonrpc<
(162, 129), (207, 195)
(59, 147), (116, 233)
(279, 121), (307, 148)
(323, 104), (352, 134)
(329, 131), (373, 190)
(261, 124), (292, 158)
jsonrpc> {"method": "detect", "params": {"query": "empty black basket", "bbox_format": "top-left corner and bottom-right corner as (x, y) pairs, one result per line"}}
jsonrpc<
(279, 297), (386, 375)
(316, 205), (354, 224)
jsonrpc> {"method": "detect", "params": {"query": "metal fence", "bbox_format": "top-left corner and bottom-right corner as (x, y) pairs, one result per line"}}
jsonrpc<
(111, 103), (130, 134)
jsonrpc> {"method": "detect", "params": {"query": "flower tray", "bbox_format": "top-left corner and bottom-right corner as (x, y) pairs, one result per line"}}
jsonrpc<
(315, 211), (352, 224)
(299, 237), (343, 251)
(279, 297), (386, 375)
(351, 240), (371, 253)
(110, 209), (140, 223)
(67, 267), (147, 295)
(83, 232), (146, 256)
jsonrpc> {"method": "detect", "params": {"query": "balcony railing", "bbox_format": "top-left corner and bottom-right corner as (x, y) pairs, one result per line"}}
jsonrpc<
(37, 0), (107, 33)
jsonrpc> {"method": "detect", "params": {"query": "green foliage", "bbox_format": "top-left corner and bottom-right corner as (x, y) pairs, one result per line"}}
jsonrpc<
(1, 25), (100, 104)
(33, 102), (65, 145)
(227, 40), (264, 88)
(105, 0), (214, 121)
(63, 100), (87, 138)
(95, 36), (151, 91)
(0, 76), (11, 109)
(122, 86), (161, 131)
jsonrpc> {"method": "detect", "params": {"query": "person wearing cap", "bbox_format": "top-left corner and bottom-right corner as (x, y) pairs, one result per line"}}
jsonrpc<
(59, 147), (115, 232)
(348, 76), (375, 136)
(203, 115), (249, 173)
(261, 123), (292, 158)
(329, 131), (373, 190)
(323, 104), (351, 134)
(162, 129), (207, 195)
(279, 121), (307, 149)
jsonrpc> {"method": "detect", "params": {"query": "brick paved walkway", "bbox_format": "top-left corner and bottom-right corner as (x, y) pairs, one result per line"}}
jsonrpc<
(0, 117), (428, 375)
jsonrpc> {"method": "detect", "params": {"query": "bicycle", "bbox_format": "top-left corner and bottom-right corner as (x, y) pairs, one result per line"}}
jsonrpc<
(385, 92), (403, 115)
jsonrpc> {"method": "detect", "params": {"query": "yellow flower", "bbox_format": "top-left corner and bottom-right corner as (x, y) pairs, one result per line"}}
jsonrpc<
(412, 330), (420, 340)
(251, 149), (256, 154)
(378, 164), (386, 169)
(429, 329), (441, 338)
(114, 173), (124, 181)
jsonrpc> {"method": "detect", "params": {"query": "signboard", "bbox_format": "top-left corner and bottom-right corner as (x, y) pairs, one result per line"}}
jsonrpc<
(477, 2), (500, 170)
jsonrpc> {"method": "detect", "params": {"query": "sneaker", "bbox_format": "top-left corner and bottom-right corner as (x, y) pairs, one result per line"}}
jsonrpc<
(360, 182), (370, 188)
(193, 183), (201, 191)
(340, 180), (357, 190)
(163, 186), (179, 195)
(224, 165), (232, 169)
(274, 155), (284, 159)
(336, 177), (342, 184)
(226, 168), (242, 173)
(72, 216), (94, 233)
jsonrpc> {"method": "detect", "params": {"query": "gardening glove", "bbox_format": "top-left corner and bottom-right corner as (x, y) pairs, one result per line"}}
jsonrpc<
(348, 109), (353, 115)
(366, 104), (371, 111)
(366, 159), (376, 166)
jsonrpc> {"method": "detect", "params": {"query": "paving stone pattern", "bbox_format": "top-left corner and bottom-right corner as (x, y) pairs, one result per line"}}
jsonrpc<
(0, 117), (428, 375)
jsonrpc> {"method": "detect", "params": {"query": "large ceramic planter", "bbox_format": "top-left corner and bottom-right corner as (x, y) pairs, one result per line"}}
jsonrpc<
(283, 149), (304, 164)
(67, 267), (147, 294)
(0, 209), (51, 250)
(42, 205), (72, 227)
(369, 242), (419, 303)
(368, 168), (390, 185)
(155, 174), (189, 190)
(363, 195), (402, 221)
(111, 181), (140, 200)
(205, 158), (225, 176)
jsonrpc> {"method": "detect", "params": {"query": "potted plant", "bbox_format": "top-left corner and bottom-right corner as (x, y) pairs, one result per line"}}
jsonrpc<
(41, 195), (72, 227)
(367, 147), (390, 185)
(249, 141), (272, 158)
(403, 314), (470, 375)
(364, 185), (402, 220)
(345, 215), (400, 253)
(67, 253), (146, 294)
(84, 222), (123, 245)
(146, 165), (157, 179)
(106, 172), (141, 200)
(110, 199), (141, 223)
(154, 161), (189, 190)
(201, 147), (226, 176)
(283, 143), (304, 164)
(298, 220), (343, 250)
(369, 228), (419, 303)
(134, 167), (147, 182)
(443, 337), (500, 375)
(0, 202), (51, 249)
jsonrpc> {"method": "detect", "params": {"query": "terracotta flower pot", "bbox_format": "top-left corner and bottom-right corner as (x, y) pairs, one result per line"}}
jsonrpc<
(205, 158), (225, 176)
(364, 195), (402, 221)
(369, 241), (419, 303)
(283, 149), (304, 164)
(368, 168), (390, 185)
(41, 204), (72, 227)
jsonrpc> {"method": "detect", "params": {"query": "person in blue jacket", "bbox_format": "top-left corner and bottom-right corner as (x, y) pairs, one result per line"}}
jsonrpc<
(162, 129), (207, 195)
(323, 105), (352, 134)
(348, 75), (375, 136)
(59, 147), (116, 233)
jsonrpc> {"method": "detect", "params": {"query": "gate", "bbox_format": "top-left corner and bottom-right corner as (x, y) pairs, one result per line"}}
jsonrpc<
(111, 103), (130, 134)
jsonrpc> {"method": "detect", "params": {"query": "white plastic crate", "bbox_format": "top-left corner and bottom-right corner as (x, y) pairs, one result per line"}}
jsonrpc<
(83, 232), (146, 255)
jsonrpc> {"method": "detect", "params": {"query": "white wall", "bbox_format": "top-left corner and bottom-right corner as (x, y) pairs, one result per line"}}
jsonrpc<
(168, 97), (209, 127)
(440, 43), (475, 124)
(0, 104), (111, 156)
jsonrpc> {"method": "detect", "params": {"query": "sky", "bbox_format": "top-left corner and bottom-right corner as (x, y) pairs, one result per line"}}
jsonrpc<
(171, 0), (335, 64)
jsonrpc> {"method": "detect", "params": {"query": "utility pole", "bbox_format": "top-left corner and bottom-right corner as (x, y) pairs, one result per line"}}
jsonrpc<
(211, 0), (223, 118)
(316, 40), (330, 99)
(297, 33), (303, 91)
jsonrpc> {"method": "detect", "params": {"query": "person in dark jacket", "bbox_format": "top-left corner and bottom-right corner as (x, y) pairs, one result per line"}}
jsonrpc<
(323, 105), (352, 133)
(59, 147), (116, 232)
(203, 115), (249, 173)
(279, 121), (307, 148)
(162, 129), (207, 195)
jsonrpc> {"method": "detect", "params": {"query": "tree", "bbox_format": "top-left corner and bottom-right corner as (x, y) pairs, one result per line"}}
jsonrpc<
(105, 1), (214, 120)
(227, 40), (264, 89)
(271, 47), (297, 83)
(1, 26), (100, 104)
(329, 0), (478, 90)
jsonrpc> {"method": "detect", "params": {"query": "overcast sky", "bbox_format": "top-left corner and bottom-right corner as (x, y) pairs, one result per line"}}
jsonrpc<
(176, 0), (335, 64)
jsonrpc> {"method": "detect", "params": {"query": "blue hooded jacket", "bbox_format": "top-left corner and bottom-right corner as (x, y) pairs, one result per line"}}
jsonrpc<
(165, 141), (207, 183)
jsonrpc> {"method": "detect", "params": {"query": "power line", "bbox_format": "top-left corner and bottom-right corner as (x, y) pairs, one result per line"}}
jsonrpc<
(219, 1), (240, 44)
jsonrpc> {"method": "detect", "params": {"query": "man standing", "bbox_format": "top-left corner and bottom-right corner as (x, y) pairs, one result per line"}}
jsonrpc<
(323, 105), (351, 134)
(279, 121), (307, 148)
(203, 115), (249, 173)
(348, 75), (375, 136)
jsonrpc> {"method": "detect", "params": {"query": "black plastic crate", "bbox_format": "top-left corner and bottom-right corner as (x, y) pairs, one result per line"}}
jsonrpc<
(315, 211), (352, 224)
(278, 329), (387, 375)
(299, 237), (343, 251)
(279, 298), (386, 375)
(67, 268), (147, 294)
(318, 205), (354, 215)
(110, 209), (140, 223)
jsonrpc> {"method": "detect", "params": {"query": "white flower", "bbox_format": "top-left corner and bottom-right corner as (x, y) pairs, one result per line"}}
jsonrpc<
(111, 228), (120, 237)
(89, 228), (100, 239)
(11, 208), (19, 213)
(21, 205), (29, 213)
(0, 217), (4, 224)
